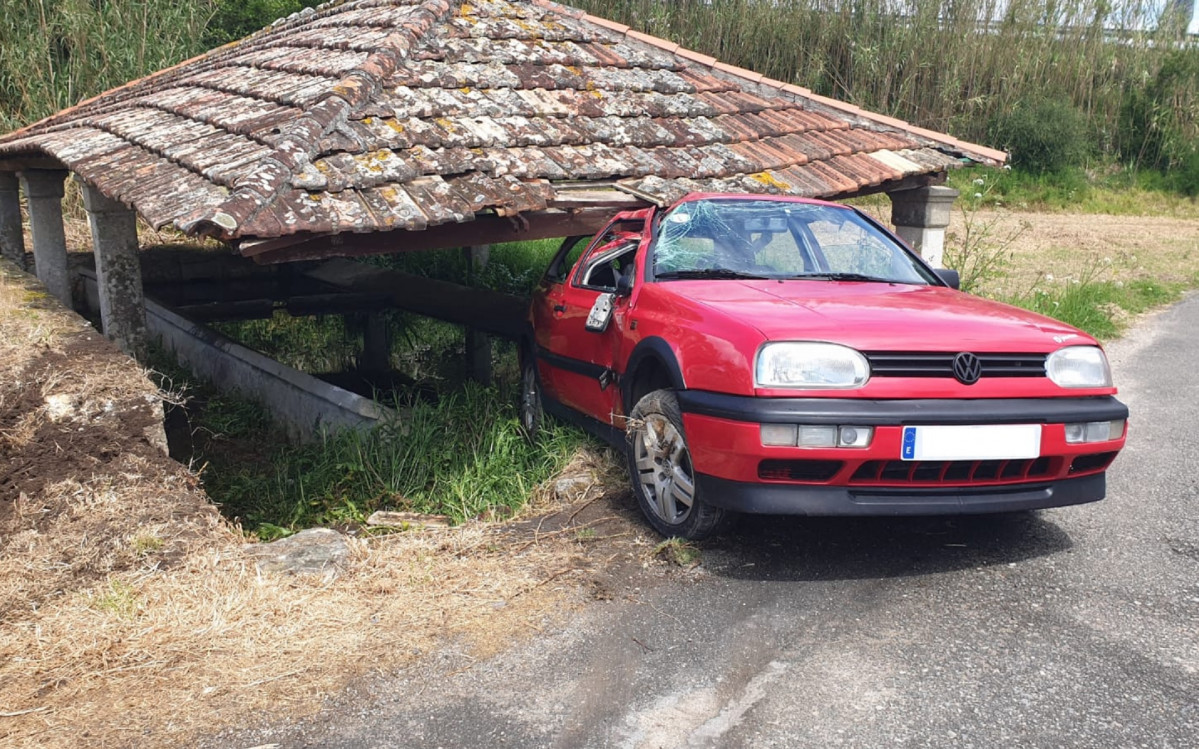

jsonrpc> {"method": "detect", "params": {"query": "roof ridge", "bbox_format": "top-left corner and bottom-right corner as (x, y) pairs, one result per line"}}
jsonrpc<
(178, 0), (455, 236)
(532, 0), (1006, 166)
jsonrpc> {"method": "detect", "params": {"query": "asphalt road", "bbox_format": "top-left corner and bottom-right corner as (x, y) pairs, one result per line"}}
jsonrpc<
(216, 296), (1199, 749)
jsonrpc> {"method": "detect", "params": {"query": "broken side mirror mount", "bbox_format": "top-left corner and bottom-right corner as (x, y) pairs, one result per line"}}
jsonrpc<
(935, 268), (961, 290)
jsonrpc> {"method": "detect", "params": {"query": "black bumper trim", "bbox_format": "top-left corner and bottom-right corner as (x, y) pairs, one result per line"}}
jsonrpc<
(677, 392), (1128, 426)
(696, 472), (1106, 516)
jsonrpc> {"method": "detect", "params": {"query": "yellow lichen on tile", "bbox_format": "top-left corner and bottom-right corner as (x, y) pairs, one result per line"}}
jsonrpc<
(749, 171), (792, 191)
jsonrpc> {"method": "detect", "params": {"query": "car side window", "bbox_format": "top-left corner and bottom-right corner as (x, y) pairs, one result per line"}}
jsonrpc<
(578, 239), (638, 292)
(544, 235), (589, 284)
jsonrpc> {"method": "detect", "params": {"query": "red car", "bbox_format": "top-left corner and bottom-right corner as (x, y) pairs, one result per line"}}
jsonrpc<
(521, 194), (1127, 539)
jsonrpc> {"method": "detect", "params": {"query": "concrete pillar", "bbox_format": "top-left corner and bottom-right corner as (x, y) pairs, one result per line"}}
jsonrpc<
(19, 169), (70, 303)
(0, 172), (26, 270)
(81, 183), (147, 359)
(360, 313), (392, 372)
(888, 185), (959, 268)
(464, 245), (491, 385)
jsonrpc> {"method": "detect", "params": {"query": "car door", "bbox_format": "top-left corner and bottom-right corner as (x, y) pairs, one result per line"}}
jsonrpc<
(532, 211), (650, 422)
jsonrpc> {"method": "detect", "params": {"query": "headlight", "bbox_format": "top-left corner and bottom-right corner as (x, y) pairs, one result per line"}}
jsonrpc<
(1046, 345), (1112, 388)
(755, 342), (870, 389)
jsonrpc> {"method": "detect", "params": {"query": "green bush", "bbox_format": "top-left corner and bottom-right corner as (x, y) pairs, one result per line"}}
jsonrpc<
(988, 98), (1092, 173)
(203, 0), (322, 47)
(1167, 151), (1199, 197)
(1118, 49), (1199, 171)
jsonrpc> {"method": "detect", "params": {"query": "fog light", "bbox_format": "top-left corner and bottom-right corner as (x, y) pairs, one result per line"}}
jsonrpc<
(761, 424), (876, 448)
(761, 423), (798, 446)
(798, 425), (838, 447)
(1065, 420), (1124, 444)
(838, 426), (874, 448)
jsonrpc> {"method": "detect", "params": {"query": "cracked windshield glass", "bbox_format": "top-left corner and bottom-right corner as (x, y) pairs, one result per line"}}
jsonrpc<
(652, 198), (936, 284)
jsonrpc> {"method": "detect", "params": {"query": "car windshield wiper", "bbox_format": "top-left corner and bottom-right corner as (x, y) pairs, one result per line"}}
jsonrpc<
(655, 269), (772, 281)
(787, 272), (892, 283)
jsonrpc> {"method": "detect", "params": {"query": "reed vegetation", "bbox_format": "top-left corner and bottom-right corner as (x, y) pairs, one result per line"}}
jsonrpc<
(575, 0), (1199, 176)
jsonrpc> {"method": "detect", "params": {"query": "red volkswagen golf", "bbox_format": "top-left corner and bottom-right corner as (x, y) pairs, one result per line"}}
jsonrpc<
(523, 194), (1127, 539)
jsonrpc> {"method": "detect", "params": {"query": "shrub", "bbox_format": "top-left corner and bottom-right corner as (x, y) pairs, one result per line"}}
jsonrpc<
(988, 98), (1093, 173)
(1118, 48), (1199, 172)
(1166, 150), (1199, 198)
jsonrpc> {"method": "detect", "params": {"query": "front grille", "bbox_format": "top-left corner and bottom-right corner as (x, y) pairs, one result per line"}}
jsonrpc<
(865, 352), (1046, 378)
(850, 457), (1056, 485)
(759, 459), (843, 482)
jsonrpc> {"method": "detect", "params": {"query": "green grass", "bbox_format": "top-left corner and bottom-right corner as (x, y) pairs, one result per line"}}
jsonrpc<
(948, 165), (1199, 218)
(204, 382), (587, 538)
(212, 313), (362, 373)
(1004, 279), (1185, 340)
(377, 238), (561, 296)
(149, 342), (590, 540)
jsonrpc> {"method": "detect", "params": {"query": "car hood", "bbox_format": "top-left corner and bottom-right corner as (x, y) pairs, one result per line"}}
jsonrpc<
(680, 280), (1092, 351)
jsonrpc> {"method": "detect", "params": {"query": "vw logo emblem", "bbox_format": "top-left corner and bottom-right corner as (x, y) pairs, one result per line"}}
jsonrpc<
(953, 352), (982, 385)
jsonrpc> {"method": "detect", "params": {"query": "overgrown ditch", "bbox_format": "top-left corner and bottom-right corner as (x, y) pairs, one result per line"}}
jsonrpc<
(152, 305), (593, 541)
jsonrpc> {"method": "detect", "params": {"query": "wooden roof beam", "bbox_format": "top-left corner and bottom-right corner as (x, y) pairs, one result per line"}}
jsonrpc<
(242, 207), (630, 265)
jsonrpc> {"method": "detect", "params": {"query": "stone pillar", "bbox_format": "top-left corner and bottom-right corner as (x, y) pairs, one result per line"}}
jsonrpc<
(81, 183), (147, 359)
(888, 185), (959, 268)
(0, 172), (27, 270)
(360, 314), (392, 372)
(464, 245), (491, 385)
(19, 169), (71, 304)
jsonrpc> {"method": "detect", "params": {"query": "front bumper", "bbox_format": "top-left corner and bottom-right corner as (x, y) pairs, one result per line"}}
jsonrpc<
(677, 392), (1127, 516)
(696, 472), (1106, 515)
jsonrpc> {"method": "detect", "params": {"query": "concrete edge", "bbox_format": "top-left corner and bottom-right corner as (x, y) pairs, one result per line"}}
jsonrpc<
(78, 269), (393, 441)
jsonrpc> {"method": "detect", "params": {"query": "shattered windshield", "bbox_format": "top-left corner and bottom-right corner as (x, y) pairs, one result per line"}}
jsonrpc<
(651, 198), (936, 285)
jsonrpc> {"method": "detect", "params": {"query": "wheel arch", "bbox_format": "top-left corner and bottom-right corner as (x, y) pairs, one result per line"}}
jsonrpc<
(621, 336), (686, 412)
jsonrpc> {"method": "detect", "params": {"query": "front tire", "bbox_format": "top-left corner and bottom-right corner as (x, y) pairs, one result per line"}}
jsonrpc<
(626, 389), (732, 540)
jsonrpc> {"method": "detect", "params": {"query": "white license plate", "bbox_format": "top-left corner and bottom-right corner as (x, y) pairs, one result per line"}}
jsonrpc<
(901, 425), (1042, 461)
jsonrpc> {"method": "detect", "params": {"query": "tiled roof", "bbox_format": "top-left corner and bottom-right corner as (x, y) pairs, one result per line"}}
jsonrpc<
(0, 0), (1005, 248)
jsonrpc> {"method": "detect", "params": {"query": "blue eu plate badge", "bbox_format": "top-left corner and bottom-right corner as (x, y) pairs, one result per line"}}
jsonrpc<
(902, 426), (917, 460)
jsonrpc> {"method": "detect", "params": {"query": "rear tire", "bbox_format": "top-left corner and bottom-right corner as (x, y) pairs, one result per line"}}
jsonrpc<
(519, 352), (543, 440)
(626, 389), (733, 540)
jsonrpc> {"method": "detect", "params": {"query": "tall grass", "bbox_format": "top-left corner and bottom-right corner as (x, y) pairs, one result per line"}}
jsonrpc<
(200, 381), (588, 538)
(0, 0), (218, 131)
(574, 0), (1197, 168)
